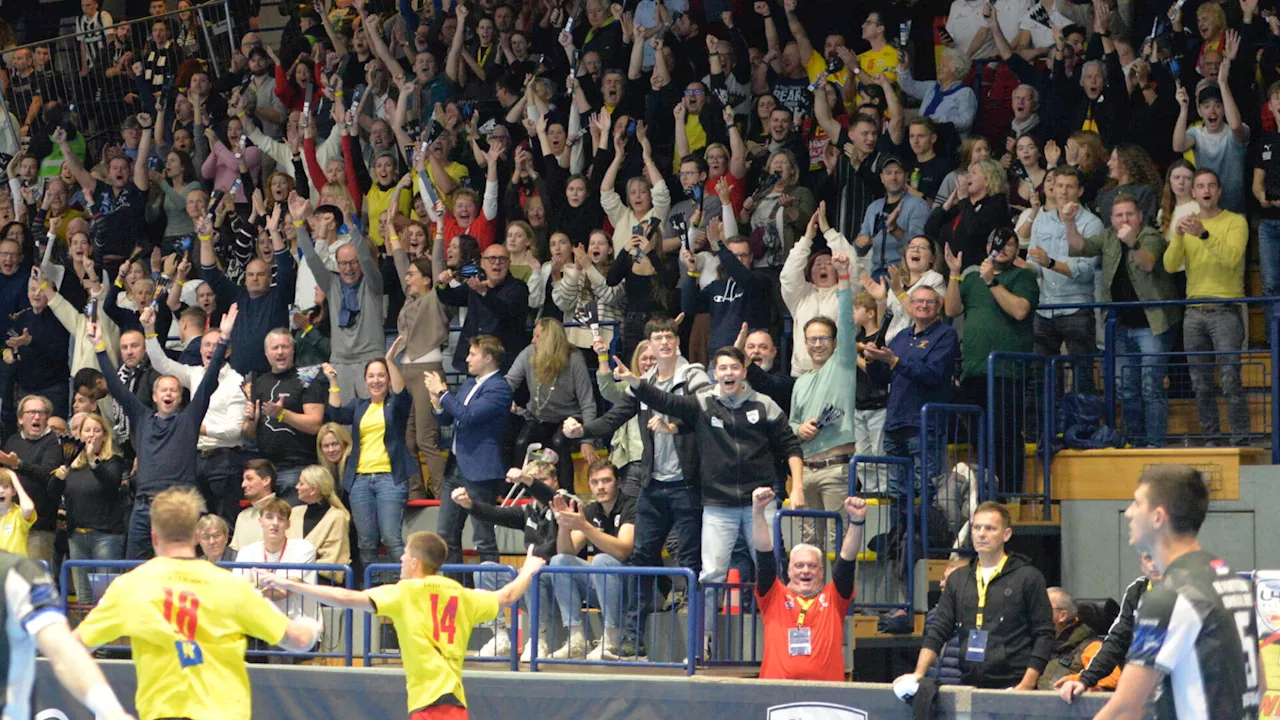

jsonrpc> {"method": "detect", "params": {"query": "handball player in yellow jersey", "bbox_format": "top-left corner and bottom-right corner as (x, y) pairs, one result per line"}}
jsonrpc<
(265, 531), (545, 719)
(73, 487), (324, 720)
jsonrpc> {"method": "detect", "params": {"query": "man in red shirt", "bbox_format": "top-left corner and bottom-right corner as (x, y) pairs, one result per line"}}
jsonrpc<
(751, 486), (866, 681)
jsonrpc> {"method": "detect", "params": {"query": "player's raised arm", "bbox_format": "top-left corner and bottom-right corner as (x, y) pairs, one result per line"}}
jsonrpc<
(37, 618), (134, 720)
(485, 545), (547, 608)
(263, 575), (375, 613)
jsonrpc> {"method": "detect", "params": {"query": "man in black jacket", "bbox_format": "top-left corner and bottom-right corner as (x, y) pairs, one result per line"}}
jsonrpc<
(613, 345), (804, 654)
(894, 501), (1055, 692)
(1056, 551), (1161, 701)
(565, 316), (710, 658)
(0, 395), (64, 564)
(437, 244), (530, 375)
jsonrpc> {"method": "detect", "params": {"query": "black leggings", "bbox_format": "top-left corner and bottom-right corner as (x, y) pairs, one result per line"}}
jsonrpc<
(513, 418), (583, 491)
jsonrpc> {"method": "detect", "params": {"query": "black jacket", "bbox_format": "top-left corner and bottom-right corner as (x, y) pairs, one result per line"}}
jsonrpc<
(583, 359), (710, 493)
(745, 362), (793, 416)
(438, 275), (531, 374)
(923, 194), (1012, 272)
(633, 381), (801, 508)
(1078, 574), (1149, 688)
(466, 477), (560, 560)
(921, 552), (1056, 689)
(4, 433), (63, 534)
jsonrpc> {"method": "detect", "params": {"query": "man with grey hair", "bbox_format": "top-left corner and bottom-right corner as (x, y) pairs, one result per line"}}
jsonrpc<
(0, 394), (63, 563)
(242, 328), (329, 505)
(1037, 586), (1101, 689)
(751, 485), (866, 680)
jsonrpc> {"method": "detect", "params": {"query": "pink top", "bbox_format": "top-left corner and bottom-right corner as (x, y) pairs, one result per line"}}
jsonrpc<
(201, 142), (262, 204)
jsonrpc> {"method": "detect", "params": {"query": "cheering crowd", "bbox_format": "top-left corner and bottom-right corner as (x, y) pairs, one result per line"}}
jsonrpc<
(0, 0), (1269, 680)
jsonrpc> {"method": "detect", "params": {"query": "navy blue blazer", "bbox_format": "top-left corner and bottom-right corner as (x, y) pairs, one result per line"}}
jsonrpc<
(436, 374), (511, 483)
(325, 388), (417, 493)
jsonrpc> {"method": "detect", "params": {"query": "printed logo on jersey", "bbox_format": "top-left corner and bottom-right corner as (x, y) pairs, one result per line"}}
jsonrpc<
(176, 639), (203, 668)
(1211, 558), (1230, 576)
(1130, 619), (1167, 662)
(746, 409), (760, 425)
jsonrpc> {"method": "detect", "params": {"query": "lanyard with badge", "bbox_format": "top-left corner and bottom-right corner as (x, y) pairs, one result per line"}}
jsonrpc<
(967, 554), (1008, 662)
(788, 595), (818, 656)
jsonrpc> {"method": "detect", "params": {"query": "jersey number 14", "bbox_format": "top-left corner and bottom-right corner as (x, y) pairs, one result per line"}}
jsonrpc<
(430, 594), (458, 645)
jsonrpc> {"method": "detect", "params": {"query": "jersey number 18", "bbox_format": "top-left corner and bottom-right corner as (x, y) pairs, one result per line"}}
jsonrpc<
(163, 587), (204, 668)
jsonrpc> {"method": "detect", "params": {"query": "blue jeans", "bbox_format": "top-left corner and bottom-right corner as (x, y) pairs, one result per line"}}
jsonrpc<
(624, 481), (702, 641)
(67, 530), (125, 604)
(700, 503), (774, 635)
(1259, 218), (1280, 347)
(548, 553), (624, 629)
(1116, 325), (1173, 448)
(349, 472), (408, 568)
(479, 560), (553, 632)
(125, 500), (155, 560)
(884, 426), (940, 500)
(436, 470), (499, 565)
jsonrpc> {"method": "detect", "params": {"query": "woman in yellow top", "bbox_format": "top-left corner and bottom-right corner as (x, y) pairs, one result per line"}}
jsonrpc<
(321, 337), (413, 574)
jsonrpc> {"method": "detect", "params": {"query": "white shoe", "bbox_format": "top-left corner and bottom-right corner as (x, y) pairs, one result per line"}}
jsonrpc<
(549, 635), (589, 658)
(520, 636), (549, 662)
(586, 640), (620, 661)
(475, 631), (511, 658)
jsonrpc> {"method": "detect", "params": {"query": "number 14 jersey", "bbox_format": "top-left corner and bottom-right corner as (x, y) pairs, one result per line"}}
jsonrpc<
(367, 575), (499, 712)
(1126, 550), (1261, 720)
(75, 556), (291, 720)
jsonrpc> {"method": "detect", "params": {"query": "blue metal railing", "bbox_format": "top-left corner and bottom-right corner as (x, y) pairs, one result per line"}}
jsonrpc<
(920, 403), (986, 552)
(362, 563), (518, 670)
(771, 509), (844, 571)
(850, 455), (915, 615)
(1008, 297), (1279, 464)
(529, 565), (698, 675)
(60, 560), (355, 664)
(987, 352), (1054, 518)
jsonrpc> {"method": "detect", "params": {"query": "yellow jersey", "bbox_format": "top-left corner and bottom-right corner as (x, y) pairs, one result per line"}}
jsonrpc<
(859, 45), (901, 82)
(76, 556), (291, 720)
(0, 505), (34, 556)
(356, 403), (392, 474)
(365, 185), (412, 246)
(366, 575), (500, 711)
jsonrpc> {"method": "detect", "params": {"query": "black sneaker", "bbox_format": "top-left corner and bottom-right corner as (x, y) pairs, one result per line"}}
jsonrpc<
(617, 638), (647, 659)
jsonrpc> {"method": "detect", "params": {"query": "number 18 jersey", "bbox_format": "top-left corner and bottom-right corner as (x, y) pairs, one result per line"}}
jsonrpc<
(366, 575), (499, 712)
(75, 556), (291, 720)
(1126, 550), (1261, 720)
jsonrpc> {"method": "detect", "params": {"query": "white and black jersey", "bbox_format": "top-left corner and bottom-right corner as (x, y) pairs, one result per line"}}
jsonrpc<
(0, 552), (65, 720)
(1126, 550), (1261, 719)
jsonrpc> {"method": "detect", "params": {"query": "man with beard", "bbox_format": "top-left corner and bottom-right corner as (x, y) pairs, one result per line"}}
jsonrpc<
(752, 485), (866, 680)
(945, 227), (1037, 497)
(854, 157), (929, 280)
(243, 47), (286, 138)
(1173, 39), (1250, 214)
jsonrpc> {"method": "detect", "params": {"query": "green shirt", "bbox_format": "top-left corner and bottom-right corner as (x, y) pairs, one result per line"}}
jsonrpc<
(958, 267), (1039, 380)
(789, 286), (857, 456)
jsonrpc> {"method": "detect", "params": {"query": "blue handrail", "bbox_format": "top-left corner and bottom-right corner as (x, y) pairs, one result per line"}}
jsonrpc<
(850, 455), (914, 615)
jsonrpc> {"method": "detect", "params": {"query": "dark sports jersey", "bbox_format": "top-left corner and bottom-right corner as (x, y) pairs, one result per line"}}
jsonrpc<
(88, 179), (148, 259)
(250, 366), (330, 468)
(1126, 550), (1260, 720)
(0, 552), (65, 720)
(1251, 132), (1280, 220)
(583, 495), (636, 556)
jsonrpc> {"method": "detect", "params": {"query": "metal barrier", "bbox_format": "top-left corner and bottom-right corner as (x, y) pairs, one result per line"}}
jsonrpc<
(702, 578), (759, 668)
(919, 403), (986, 557)
(1, 0), (236, 157)
(60, 559), (355, 664)
(529, 564), (698, 675)
(1014, 297), (1280, 464)
(361, 562), (518, 671)
(850, 455), (915, 616)
(987, 352), (1054, 517)
(772, 509), (844, 571)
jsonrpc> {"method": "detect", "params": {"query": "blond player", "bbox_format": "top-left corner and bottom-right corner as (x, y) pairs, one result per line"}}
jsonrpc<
(73, 487), (322, 720)
(265, 531), (546, 719)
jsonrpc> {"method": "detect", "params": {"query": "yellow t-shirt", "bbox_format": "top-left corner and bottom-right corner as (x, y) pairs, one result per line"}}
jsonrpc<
(675, 116), (708, 168)
(76, 556), (291, 720)
(805, 50), (850, 90)
(356, 403), (393, 474)
(428, 162), (470, 204)
(0, 504), (35, 556)
(365, 185), (412, 247)
(859, 45), (901, 82)
(366, 576), (500, 710)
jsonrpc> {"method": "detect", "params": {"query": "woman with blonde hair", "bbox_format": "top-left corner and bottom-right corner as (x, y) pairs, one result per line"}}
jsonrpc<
(52, 412), (127, 603)
(925, 158), (1011, 270)
(315, 422), (353, 489)
(739, 148), (815, 269)
(934, 136), (992, 207)
(506, 317), (597, 490)
(591, 338), (655, 498)
(290, 465), (351, 579)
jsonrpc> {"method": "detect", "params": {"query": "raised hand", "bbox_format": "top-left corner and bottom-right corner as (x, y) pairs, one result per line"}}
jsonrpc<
(611, 356), (641, 387)
(844, 496), (868, 523)
(752, 486), (776, 510)
(944, 244), (963, 275)
(219, 303), (239, 335)
(287, 191), (310, 220)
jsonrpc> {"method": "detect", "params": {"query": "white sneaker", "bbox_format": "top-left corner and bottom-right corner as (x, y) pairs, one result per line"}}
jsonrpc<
(549, 635), (589, 658)
(585, 639), (620, 661)
(520, 636), (550, 662)
(475, 631), (511, 657)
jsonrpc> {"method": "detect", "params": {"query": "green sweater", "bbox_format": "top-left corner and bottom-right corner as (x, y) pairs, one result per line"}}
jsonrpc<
(789, 285), (857, 457)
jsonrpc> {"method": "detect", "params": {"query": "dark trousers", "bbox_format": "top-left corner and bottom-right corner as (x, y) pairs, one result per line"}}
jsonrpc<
(437, 470), (500, 565)
(125, 499), (154, 560)
(513, 418), (581, 492)
(0, 361), (16, 440)
(196, 449), (244, 527)
(623, 480), (702, 641)
(960, 375), (1025, 497)
(1033, 310), (1097, 394)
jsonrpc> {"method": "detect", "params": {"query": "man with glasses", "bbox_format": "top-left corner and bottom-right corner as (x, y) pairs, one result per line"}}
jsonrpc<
(665, 154), (722, 256)
(672, 81), (727, 167)
(438, 244), (530, 374)
(864, 283), (959, 501)
(0, 395), (63, 564)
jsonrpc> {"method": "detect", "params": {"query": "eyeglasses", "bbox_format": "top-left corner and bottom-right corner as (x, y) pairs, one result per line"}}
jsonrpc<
(199, 532), (226, 541)
(805, 336), (834, 346)
(910, 298), (940, 306)
(22, 409), (48, 416)
(336, 260), (360, 268)
(683, 89), (704, 97)
(678, 170), (702, 178)
(483, 256), (510, 264)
